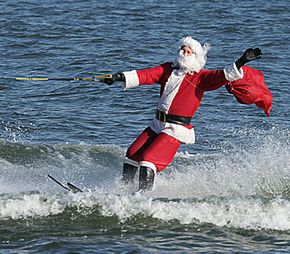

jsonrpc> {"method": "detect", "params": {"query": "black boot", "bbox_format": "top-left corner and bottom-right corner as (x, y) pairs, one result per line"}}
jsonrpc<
(121, 163), (138, 184)
(139, 166), (155, 191)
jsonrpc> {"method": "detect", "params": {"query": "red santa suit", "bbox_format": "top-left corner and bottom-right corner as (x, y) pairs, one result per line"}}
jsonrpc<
(122, 62), (243, 173)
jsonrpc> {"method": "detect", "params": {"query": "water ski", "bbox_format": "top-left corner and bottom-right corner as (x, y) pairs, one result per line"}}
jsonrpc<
(48, 174), (83, 193)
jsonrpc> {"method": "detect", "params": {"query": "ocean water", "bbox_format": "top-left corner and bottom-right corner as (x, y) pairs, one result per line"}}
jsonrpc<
(0, 0), (290, 253)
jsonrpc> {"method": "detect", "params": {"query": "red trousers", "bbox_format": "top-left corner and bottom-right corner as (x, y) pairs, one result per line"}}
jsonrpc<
(126, 127), (181, 172)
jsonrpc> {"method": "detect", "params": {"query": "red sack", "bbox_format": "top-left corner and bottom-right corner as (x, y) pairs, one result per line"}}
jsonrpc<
(225, 66), (272, 116)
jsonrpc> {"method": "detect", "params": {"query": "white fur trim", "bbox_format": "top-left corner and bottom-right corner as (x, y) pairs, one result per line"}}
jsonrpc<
(179, 36), (203, 54)
(157, 69), (185, 113)
(139, 161), (157, 173)
(124, 157), (139, 167)
(224, 63), (243, 81)
(149, 117), (196, 144)
(123, 70), (139, 90)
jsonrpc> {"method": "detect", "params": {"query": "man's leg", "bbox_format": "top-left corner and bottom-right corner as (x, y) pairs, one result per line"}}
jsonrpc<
(121, 162), (138, 184)
(122, 127), (157, 183)
(139, 166), (155, 191)
(138, 132), (181, 191)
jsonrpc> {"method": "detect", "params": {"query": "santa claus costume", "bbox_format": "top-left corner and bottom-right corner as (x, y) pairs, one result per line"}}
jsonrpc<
(106, 36), (269, 191)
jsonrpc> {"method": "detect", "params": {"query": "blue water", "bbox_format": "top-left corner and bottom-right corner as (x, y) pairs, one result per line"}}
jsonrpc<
(0, 0), (290, 253)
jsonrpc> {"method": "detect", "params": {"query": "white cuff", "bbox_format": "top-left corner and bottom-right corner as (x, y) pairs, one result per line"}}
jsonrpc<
(123, 70), (139, 90)
(124, 157), (139, 167)
(224, 63), (243, 81)
(139, 161), (157, 173)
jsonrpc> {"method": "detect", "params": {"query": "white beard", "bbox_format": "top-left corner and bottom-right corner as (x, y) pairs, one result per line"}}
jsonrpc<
(175, 50), (206, 74)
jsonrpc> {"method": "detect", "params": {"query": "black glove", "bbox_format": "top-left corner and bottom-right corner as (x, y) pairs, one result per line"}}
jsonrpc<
(235, 48), (262, 69)
(103, 72), (125, 85)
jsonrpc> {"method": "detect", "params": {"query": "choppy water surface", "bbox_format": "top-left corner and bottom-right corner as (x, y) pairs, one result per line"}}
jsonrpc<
(0, 0), (289, 253)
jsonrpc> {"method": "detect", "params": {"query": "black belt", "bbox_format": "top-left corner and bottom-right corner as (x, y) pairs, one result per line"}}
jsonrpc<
(156, 110), (191, 125)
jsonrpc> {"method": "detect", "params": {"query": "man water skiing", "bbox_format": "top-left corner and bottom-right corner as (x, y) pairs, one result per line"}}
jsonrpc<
(104, 36), (262, 192)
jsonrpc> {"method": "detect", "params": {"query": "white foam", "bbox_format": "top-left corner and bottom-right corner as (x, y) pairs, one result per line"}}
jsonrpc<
(1, 187), (290, 231)
(0, 193), (65, 220)
(91, 193), (290, 230)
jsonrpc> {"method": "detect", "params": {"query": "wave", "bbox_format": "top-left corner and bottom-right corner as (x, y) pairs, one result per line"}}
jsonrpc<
(0, 128), (289, 231)
(1, 190), (290, 232)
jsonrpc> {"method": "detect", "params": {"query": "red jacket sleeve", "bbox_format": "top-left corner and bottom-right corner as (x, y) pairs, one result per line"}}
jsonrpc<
(198, 69), (228, 91)
(137, 62), (173, 85)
